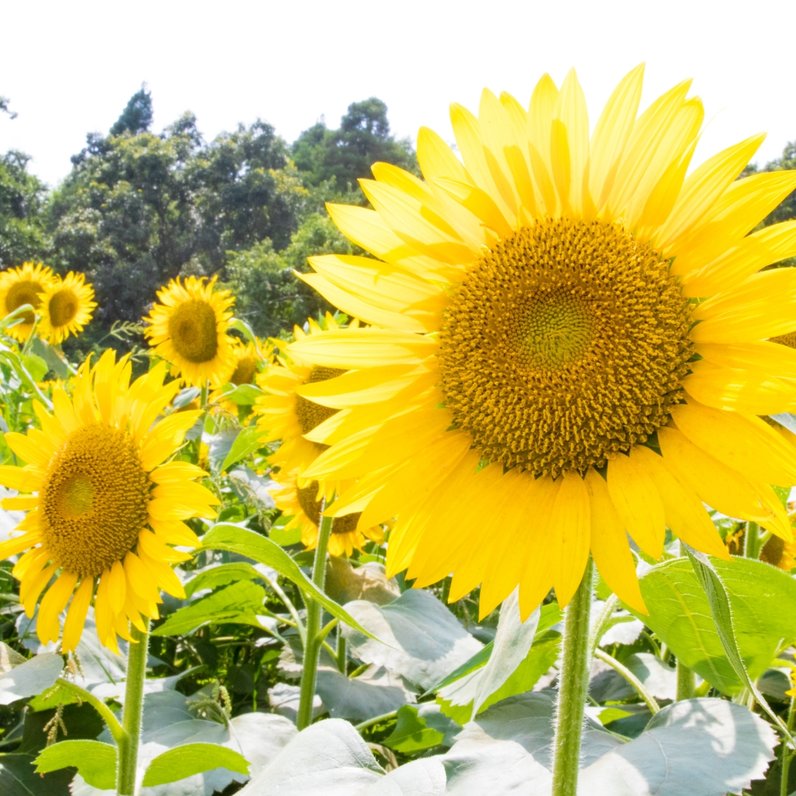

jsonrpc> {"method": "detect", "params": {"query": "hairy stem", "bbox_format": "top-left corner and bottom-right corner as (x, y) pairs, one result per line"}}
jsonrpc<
(552, 558), (594, 796)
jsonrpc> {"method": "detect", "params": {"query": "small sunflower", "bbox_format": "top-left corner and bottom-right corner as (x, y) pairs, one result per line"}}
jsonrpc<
(256, 315), (379, 548)
(272, 471), (383, 557)
(290, 66), (796, 618)
(144, 275), (237, 387)
(256, 315), (350, 487)
(209, 339), (265, 414)
(0, 350), (218, 652)
(38, 272), (97, 345)
(0, 261), (58, 342)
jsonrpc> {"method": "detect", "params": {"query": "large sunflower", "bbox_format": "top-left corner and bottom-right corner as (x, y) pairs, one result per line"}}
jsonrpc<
(144, 275), (237, 387)
(0, 261), (58, 342)
(38, 271), (97, 345)
(290, 66), (796, 617)
(0, 350), (218, 652)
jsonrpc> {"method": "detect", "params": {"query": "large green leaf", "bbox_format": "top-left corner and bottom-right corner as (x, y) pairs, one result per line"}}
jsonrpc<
(343, 590), (483, 690)
(151, 580), (268, 636)
(315, 667), (414, 722)
(236, 718), (383, 794)
(437, 600), (561, 722)
(142, 743), (249, 787)
(580, 698), (777, 795)
(0, 651), (64, 705)
(35, 741), (116, 789)
(633, 556), (796, 693)
(201, 523), (372, 636)
(0, 753), (70, 796)
(184, 561), (264, 598)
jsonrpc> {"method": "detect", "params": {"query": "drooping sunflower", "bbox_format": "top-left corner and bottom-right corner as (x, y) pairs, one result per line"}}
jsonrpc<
(256, 314), (381, 551)
(38, 271), (97, 345)
(0, 350), (218, 652)
(290, 66), (796, 617)
(144, 275), (237, 387)
(0, 261), (58, 342)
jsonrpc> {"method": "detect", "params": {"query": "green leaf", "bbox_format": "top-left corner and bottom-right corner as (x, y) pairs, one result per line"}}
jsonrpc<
(0, 653), (64, 705)
(184, 561), (264, 598)
(35, 740), (116, 789)
(633, 555), (796, 694)
(580, 698), (777, 795)
(142, 743), (249, 787)
(221, 426), (264, 471)
(343, 590), (483, 690)
(1, 753), (70, 796)
(383, 705), (445, 753)
(683, 547), (795, 744)
(151, 580), (267, 636)
(437, 602), (561, 722)
(235, 718), (383, 794)
(201, 523), (373, 637)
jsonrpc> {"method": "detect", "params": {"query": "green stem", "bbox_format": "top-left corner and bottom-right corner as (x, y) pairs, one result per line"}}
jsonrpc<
(116, 621), (150, 796)
(744, 521), (761, 560)
(55, 678), (126, 745)
(781, 695), (796, 796)
(675, 657), (695, 701)
(552, 557), (594, 796)
(296, 512), (334, 730)
(594, 647), (660, 715)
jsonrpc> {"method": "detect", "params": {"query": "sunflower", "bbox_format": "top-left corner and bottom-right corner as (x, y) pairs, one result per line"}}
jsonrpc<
(271, 470), (383, 557)
(256, 315), (351, 487)
(0, 261), (58, 342)
(209, 338), (265, 414)
(256, 315), (381, 551)
(144, 275), (237, 387)
(0, 350), (218, 652)
(289, 66), (796, 618)
(38, 271), (97, 345)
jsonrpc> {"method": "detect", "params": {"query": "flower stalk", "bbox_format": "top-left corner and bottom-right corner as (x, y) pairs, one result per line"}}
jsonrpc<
(552, 557), (594, 796)
(296, 510), (334, 730)
(116, 620), (150, 796)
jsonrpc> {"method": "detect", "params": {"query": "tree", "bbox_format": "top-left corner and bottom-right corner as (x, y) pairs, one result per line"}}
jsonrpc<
(225, 213), (352, 337)
(762, 141), (796, 225)
(0, 151), (48, 266)
(292, 98), (416, 195)
(109, 86), (153, 136)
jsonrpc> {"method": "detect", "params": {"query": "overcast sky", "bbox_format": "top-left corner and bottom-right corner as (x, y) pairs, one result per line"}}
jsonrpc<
(3, 0), (795, 187)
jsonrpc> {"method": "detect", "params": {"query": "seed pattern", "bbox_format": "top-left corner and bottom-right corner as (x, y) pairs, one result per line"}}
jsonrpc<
(439, 219), (693, 477)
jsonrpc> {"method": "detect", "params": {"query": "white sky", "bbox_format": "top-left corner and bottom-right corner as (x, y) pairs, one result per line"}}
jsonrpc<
(2, 0), (795, 188)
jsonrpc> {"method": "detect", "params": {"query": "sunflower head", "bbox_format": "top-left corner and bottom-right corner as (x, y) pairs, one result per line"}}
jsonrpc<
(289, 66), (796, 619)
(38, 271), (97, 345)
(272, 472), (383, 558)
(256, 314), (350, 484)
(0, 350), (219, 652)
(0, 261), (58, 341)
(144, 275), (237, 387)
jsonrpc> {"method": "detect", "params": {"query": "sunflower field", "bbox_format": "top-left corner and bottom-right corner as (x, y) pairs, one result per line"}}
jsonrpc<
(1, 67), (796, 796)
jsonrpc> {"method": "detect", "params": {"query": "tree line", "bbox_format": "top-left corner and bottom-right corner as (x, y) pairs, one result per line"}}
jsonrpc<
(1, 88), (794, 348)
(0, 88), (416, 344)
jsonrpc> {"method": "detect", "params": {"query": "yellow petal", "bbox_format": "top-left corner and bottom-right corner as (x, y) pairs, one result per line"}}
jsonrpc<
(62, 578), (94, 652)
(585, 470), (646, 614)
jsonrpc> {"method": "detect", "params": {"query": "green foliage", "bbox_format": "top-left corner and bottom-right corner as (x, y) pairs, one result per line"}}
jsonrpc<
(224, 213), (352, 337)
(292, 98), (417, 196)
(0, 151), (49, 265)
